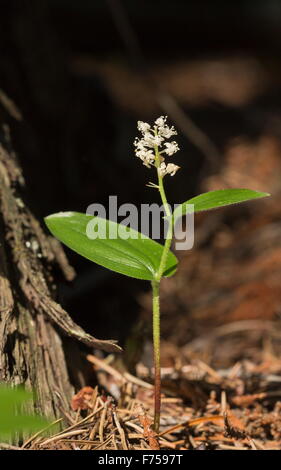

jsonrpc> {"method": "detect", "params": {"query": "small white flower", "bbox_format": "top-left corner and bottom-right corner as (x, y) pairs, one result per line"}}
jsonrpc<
(164, 141), (179, 156)
(160, 126), (177, 139)
(153, 134), (164, 146)
(165, 163), (180, 176)
(158, 162), (180, 177)
(135, 148), (155, 167)
(158, 162), (167, 177)
(143, 132), (163, 147)
(155, 116), (177, 139)
(134, 138), (145, 150)
(137, 121), (151, 134)
(155, 116), (166, 127)
(135, 132), (164, 149)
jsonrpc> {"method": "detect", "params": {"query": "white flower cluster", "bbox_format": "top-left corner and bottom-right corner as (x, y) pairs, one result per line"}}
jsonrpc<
(134, 116), (180, 176)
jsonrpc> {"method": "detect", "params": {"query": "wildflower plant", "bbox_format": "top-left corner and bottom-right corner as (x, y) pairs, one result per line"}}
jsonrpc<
(45, 117), (269, 432)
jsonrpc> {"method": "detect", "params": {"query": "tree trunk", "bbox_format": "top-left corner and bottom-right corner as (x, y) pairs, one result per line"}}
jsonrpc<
(0, 91), (120, 423)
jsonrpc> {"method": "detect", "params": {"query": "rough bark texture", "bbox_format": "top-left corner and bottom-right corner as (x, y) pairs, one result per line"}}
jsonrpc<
(0, 91), (120, 423)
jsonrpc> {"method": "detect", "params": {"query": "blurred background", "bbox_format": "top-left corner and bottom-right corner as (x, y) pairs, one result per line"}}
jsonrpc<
(1, 0), (281, 372)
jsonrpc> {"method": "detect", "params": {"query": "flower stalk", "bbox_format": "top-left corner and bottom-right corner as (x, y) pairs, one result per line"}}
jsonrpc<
(134, 116), (180, 432)
(151, 279), (161, 432)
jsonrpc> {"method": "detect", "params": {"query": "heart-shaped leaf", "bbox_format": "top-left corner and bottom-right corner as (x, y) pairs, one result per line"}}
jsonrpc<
(173, 189), (270, 220)
(45, 212), (178, 281)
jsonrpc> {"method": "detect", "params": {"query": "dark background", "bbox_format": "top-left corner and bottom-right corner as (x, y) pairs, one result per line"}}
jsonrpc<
(1, 0), (281, 368)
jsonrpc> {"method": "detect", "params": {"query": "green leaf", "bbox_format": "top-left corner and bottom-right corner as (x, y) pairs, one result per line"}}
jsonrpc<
(0, 385), (49, 441)
(173, 189), (270, 220)
(45, 212), (178, 281)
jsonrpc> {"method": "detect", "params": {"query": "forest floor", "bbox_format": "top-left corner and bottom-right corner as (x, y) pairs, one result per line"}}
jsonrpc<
(19, 338), (281, 451)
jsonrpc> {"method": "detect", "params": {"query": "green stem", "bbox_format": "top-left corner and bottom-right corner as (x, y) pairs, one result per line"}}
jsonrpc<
(154, 144), (174, 282)
(151, 279), (161, 433)
(150, 138), (175, 432)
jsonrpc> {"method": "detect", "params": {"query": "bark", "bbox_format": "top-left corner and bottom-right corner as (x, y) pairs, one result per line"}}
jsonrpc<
(0, 91), (120, 423)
